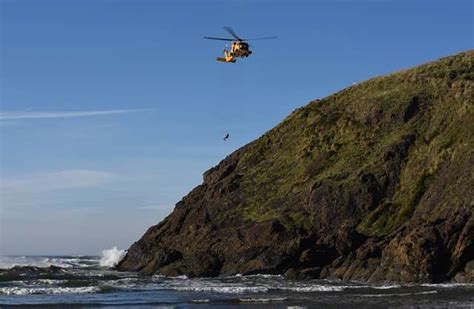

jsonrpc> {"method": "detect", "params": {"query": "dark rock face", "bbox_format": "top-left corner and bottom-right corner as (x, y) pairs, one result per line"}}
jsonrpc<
(118, 51), (474, 283)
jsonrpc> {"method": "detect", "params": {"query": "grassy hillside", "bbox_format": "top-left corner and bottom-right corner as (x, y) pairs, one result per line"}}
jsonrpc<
(119, 51), (473, 283)
(233, 51), (472, 237)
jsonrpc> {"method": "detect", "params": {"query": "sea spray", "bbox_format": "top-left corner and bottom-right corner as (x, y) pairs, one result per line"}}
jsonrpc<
(99, 246), (126, 267)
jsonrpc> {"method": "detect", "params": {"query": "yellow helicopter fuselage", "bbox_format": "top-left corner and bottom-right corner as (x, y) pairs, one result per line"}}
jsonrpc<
(230, 41), (252, 57)
(217, 41), (252, 63)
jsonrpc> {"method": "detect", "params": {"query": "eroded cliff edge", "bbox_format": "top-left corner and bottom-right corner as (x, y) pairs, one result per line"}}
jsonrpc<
(118, 51), (474, 283)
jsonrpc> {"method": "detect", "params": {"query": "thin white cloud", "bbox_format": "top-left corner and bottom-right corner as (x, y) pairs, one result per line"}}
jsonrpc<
(0, 109), (149, 121)
(0, 170), (117, 193)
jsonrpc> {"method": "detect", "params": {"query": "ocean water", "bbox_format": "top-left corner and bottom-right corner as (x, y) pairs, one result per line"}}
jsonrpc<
(0, 253), (473, 308)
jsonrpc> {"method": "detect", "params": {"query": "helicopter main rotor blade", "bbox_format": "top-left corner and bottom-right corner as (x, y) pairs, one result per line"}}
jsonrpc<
(203, 36), (234, 41)
(223, 26), (243, 40)
(245, 36), (278, 41)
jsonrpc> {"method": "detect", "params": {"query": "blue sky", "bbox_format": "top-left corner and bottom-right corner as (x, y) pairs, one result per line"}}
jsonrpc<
(0, 0), (472, 255)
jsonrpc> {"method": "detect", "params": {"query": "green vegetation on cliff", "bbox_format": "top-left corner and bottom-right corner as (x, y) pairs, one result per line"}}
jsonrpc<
(232, 51), (473, 236)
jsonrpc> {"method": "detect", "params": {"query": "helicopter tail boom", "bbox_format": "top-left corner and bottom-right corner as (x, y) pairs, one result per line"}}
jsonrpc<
(217, 57), (236, 63)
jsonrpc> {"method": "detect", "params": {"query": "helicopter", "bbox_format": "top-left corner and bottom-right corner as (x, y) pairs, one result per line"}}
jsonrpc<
(204, 27), (277, 63)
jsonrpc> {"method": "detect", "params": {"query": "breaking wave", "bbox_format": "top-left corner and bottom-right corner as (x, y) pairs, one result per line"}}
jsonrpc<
(0, 255), (473, 307)
(0, 256), (95, 269)
(0, 286), (101, 295)
(99, 247), (126, 267)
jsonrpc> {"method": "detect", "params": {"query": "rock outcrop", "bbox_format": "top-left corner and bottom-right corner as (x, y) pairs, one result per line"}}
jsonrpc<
(118, 51), (474, 283)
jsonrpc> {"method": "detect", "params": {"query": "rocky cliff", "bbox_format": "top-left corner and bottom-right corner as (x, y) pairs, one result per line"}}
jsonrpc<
(118, 51), (474, 283)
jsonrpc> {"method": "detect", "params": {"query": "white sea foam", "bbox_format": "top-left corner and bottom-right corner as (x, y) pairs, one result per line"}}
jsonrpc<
(99, 247), (126, 267)
(105, 278), (150, 290)
(173, 275), (188, 280)
(239, 297), (288, 302)
(0, 256), (97, 269)
(191, 299), (210, 303)
(240, 274), (283, 278)
(106, 279), (332, 294)
(420, 283), (474, 288)
(36, 279), (65, 285)
(0, 286), (100, 295)
(339, 284), (401, 290)
(280, 286), (345, 292)
(371, 284), (402, 289)
(1, 257), (64, 269)
(360, 290), (438, 297)
(174, 286), (270, 293)
(152, 274), (188, 281)
(172, 283), (399, 294)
